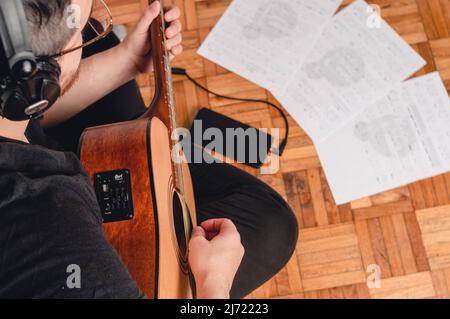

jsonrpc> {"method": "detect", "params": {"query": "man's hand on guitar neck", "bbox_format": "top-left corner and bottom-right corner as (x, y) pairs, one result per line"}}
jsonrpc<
(123, 0), (183, 75)
(42, 1), (183, 128)
(189, 219), (245, 299)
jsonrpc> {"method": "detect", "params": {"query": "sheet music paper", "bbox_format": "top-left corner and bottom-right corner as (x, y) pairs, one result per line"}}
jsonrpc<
(317, 72), (450, 205)
(274, 0), (426, 143)
(197, 0), (343, 92)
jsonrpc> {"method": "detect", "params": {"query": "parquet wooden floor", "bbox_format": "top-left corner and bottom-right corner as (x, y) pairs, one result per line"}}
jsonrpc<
(107, 0), (450, 298)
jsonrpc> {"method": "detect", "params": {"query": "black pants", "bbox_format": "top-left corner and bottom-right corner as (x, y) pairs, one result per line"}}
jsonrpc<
(45, 32), (298, 299)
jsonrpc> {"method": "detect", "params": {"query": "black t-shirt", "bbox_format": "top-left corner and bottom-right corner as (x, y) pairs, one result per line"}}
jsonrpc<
(0, 120), (144, 298)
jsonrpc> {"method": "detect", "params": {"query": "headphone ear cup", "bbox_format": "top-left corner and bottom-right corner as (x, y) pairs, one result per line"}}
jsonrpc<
(0, 88), (30, 121)
(0, 57), (61, 121)
(40, 77), (61, 107)
(35, 58), (61, 107)
(18, 58), (61, 119)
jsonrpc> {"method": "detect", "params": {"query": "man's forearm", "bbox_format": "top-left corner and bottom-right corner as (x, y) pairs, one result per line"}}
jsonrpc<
(42, 43), (138, 128)
(196, 276), (230, 299)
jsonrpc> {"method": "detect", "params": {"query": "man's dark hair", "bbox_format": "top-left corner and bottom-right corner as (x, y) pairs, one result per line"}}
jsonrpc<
(23, 0), (75, 56)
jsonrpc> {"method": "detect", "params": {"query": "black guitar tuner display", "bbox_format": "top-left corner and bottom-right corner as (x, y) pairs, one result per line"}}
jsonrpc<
(93, 169), (134, 223)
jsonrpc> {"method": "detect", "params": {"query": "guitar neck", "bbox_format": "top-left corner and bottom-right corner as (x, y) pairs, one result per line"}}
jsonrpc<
(140, 1), (186, 193)
(141, 0), (176, 130)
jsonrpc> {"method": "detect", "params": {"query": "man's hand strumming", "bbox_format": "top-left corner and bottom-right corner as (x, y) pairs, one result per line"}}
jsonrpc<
(189, 219), (245, 299)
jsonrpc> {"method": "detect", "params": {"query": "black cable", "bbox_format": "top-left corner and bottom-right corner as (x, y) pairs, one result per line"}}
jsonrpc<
(171, 67), (289, 156)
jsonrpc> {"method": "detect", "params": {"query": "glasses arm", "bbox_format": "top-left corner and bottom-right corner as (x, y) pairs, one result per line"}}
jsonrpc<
(48, 0), (114, 59)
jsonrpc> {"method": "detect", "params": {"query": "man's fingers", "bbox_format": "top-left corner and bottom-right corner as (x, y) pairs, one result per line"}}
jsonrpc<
(164, 6), (181, 22)
(190, 226), (208, 249)
(166, 33), (182, 50)
(201, 219), (238, 235)
(166, 20), (182, 38)
(191, 226), (206, 239)
(134, 1), (161, 34)
(205, 231), (219, 240)
(170, 44), (183, 56)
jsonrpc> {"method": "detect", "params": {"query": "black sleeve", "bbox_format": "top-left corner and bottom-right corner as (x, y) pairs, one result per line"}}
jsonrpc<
(0, 144), (145, 299)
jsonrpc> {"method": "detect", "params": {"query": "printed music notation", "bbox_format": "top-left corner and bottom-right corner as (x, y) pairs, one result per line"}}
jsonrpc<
(317, 73), (450, 204)
(198, 0), (450, 204)
(273, 0), (426, 143)
(198, 0), (343, 93)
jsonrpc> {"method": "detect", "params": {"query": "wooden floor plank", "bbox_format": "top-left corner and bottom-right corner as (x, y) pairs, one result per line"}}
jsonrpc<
(417, 205), (450, 270)
(369, 272), (435, 299)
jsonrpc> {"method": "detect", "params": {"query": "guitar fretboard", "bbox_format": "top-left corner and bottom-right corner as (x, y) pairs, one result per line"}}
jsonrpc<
(159, 3), (185, 194)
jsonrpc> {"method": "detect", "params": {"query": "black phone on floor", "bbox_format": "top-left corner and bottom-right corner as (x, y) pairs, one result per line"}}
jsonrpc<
(189, 108), (274, 169)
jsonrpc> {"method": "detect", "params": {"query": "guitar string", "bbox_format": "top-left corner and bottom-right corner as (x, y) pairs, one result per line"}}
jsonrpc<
(159, 6), (186, 196)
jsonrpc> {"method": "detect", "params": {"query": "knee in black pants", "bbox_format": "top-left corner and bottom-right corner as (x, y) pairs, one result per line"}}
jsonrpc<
(229, 184), (299, 298)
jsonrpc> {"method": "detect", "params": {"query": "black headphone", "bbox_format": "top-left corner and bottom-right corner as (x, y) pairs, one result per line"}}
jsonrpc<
(0, 0), (61, 122)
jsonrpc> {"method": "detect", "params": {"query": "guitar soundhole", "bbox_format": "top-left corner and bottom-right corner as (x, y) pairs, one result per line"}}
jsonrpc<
(172, 192), (191, 273)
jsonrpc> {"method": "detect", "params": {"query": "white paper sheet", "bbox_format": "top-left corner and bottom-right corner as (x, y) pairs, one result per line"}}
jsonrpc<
(317, 72), (450, 205)
(197, 0), (343, 92)
(274, 0), (426, 143)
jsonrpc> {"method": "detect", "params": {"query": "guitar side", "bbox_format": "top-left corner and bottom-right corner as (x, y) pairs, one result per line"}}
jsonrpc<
(79, 117), (196, 299)
(79, 118), (158, 298)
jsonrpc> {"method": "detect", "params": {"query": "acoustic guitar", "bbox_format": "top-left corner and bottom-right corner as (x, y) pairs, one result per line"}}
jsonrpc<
(79, 0), (197, 299)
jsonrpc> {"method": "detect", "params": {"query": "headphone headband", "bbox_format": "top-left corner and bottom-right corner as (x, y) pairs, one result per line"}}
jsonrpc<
(0, 0), (36, 80)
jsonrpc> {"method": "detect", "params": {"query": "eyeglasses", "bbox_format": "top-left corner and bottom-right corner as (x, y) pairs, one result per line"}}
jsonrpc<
(50, 0), (114, 58)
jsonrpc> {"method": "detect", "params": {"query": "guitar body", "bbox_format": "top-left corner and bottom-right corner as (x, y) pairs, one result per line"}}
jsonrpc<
(79, 116), (197, 299)
(79, 0), (198, 298)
